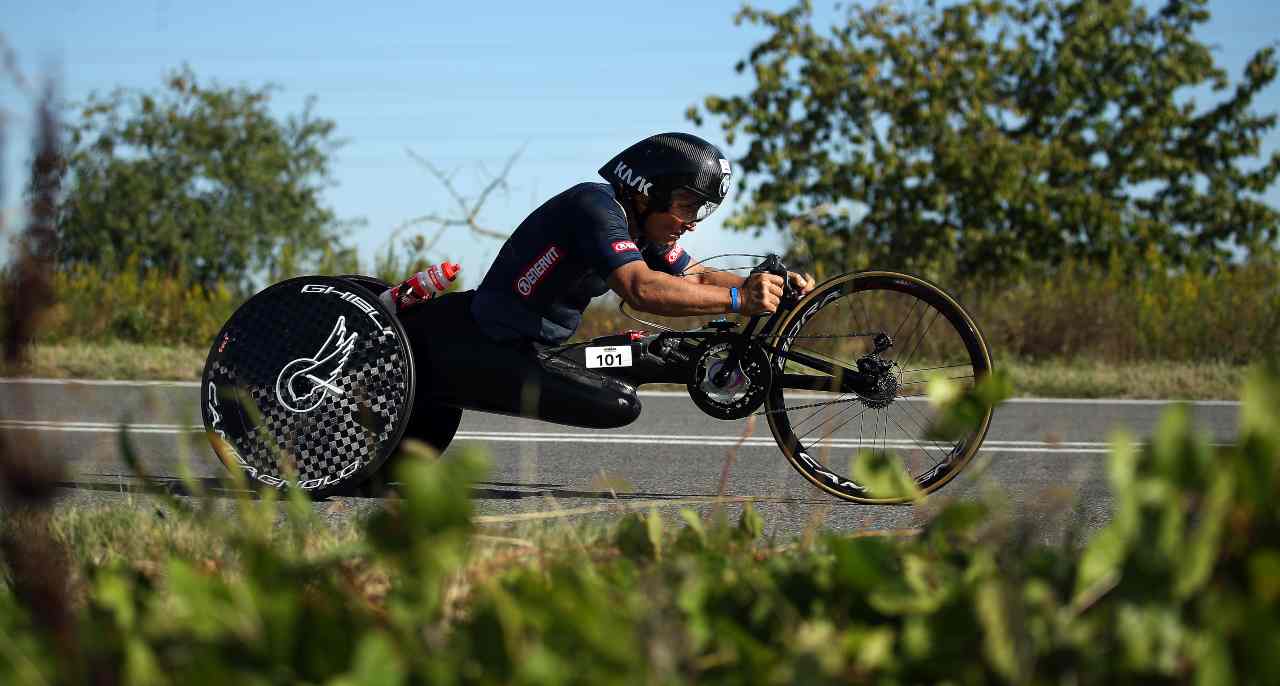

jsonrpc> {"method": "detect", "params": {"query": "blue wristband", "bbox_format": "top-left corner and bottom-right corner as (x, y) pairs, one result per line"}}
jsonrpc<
(729, 287), (740, 313)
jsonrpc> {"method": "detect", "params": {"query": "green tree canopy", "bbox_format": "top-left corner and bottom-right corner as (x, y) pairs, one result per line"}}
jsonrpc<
(55, 66), (355, 290)
(690, 0), (1280, 278)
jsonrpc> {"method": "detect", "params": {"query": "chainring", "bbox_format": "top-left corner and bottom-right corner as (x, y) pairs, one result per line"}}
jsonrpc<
(687, 340), (772, 420)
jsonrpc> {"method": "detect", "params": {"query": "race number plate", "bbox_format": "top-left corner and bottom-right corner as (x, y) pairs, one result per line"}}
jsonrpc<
(585, 345), (633, 369)
(200, 275), (415, 498)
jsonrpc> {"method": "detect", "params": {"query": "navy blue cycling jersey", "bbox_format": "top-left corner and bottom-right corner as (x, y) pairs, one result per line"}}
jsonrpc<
(471, 182), (693, 344)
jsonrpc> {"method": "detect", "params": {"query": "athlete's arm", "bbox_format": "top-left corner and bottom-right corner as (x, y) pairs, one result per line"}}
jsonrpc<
(687, 263), (816, 296)
(608, 261), (783, 316)
(685, 263), (746, 288)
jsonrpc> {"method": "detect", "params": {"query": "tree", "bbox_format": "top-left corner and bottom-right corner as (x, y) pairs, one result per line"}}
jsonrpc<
(55, 66), (356, 290)
(689, 0), (1280, 278)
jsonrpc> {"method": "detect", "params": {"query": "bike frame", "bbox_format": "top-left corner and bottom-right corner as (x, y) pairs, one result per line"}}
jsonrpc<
(551, 288), (879, 402)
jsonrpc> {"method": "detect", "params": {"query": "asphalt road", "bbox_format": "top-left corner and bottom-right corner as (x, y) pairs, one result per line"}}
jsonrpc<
(0, 378), (1241, 539)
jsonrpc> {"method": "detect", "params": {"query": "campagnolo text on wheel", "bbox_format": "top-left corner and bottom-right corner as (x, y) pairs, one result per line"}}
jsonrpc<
(201, 132), (995, 503)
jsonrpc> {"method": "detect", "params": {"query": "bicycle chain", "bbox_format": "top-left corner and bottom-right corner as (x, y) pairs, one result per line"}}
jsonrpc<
(750, 395), (865, 417)
(772, 332), (885, 340)
(754, 329), (892, 415)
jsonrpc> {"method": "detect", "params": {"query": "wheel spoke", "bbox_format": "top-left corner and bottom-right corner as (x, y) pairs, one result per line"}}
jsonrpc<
(891, 404), (947, 467)
(892, 295), (920, 345)
(796, 402), (870, 446)
(901, 398), (968, 466)
(897, 374), (975, 387)
(790, 394), (856, 434)
(897, 362), (974, 375)
(857, 290), (874, 341)
(897, 307), (940, 375)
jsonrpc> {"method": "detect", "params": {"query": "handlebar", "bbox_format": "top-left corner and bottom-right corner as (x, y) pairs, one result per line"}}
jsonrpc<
(706, 255), (795, 388)
(750, 254), (800, 310)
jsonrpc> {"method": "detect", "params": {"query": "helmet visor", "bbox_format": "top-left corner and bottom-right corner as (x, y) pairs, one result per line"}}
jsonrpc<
(669, 188), (719, 224)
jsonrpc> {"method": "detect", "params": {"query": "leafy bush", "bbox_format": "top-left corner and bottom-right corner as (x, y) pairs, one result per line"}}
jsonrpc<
(2, 368), (1279, 682)
(36, 258), (239, 346)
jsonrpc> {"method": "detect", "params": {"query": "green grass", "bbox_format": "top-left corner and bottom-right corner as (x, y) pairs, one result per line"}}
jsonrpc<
(1001, 357), (1246, 400)
(6, 342), (1248, 399)
(9, 341), (207, 381)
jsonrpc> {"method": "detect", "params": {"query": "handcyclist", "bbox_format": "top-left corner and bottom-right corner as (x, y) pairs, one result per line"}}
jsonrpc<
(395, 132), (816, 429)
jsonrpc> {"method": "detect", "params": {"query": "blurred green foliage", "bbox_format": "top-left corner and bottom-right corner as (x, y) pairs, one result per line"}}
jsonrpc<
(54, 65), (360, 291)
(3, 367), (1280, 683)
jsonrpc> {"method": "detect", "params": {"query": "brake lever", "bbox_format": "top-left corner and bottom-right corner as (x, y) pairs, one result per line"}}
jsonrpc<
(752, 254), (800, 310)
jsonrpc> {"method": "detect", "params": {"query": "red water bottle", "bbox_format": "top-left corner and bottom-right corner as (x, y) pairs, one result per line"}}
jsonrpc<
(380, 261), (460, 314)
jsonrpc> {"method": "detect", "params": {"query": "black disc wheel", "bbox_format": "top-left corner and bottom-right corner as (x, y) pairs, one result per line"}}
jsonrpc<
(766, 271), (993, 504)
(200, 276), (416, 499)
(339, 274), (463, 496)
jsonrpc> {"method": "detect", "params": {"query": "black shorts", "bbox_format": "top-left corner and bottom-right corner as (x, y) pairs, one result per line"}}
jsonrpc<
(398, 290), (641, 429)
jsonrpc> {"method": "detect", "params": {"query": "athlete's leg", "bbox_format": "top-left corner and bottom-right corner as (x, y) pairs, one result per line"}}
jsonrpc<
(399, 291), (641, 429)
(523, 349), (642, 429)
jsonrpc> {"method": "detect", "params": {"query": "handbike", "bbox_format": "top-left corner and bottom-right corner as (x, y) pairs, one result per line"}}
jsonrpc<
(537, 254), (995, 504)
(200, 255), (993, 504)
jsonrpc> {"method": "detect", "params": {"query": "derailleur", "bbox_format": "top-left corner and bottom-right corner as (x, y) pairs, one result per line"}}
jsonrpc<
(855, 354), (899, 409)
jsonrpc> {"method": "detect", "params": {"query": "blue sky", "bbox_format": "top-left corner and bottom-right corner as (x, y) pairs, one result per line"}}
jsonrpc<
(3, 0), (1277, 280)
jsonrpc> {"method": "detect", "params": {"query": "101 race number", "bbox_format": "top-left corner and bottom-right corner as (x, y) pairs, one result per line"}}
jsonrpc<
(585, 345), (633, 369)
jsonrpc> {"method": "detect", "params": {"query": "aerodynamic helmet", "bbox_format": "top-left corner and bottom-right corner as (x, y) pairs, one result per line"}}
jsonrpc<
(598, 132), (732, 222)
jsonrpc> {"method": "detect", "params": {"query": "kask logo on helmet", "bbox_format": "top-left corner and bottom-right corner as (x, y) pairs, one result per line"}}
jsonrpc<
(614, 161), (653, 196)
(515, 244), (561, 297)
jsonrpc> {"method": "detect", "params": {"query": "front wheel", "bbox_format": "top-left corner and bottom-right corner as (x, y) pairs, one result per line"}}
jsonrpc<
(765, 271), (993, 504)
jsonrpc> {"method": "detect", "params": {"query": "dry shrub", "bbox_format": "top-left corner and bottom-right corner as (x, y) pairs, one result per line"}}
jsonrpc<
(967, 256), (1279, 363)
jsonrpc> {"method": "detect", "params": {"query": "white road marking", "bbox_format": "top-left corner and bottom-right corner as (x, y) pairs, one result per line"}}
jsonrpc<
(0, 377), (1242, 406)
(0, 419), (1230, 454)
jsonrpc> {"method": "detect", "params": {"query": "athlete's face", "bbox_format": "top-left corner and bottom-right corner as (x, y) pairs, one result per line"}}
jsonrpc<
(636, 191), (704, 246)
(642, 208), (696, 246)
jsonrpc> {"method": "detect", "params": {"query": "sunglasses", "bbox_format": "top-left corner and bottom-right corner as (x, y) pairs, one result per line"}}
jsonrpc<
(668, 189), (719, 223)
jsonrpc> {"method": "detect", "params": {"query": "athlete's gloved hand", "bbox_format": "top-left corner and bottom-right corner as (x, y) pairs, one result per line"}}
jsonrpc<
(739, 273), (785, 315)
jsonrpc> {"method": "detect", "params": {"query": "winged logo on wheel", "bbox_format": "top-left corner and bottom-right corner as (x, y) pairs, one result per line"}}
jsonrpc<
(275, 316), (359, 413)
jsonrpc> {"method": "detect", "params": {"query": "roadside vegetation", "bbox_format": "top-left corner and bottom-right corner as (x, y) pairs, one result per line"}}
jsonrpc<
(6, 253), (1269, 399)
(3, 367), (1279, 682)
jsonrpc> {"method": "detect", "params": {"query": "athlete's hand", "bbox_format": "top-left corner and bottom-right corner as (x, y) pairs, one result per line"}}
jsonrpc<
(788, 271), (816, 296)
(739, 273), (785, 315)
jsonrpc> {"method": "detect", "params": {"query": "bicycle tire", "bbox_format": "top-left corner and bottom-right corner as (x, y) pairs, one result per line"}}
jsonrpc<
(765, 270), (993, 504)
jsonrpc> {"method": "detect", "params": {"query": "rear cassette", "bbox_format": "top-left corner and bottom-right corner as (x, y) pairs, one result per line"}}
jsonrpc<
(201, 275), (416, 498)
